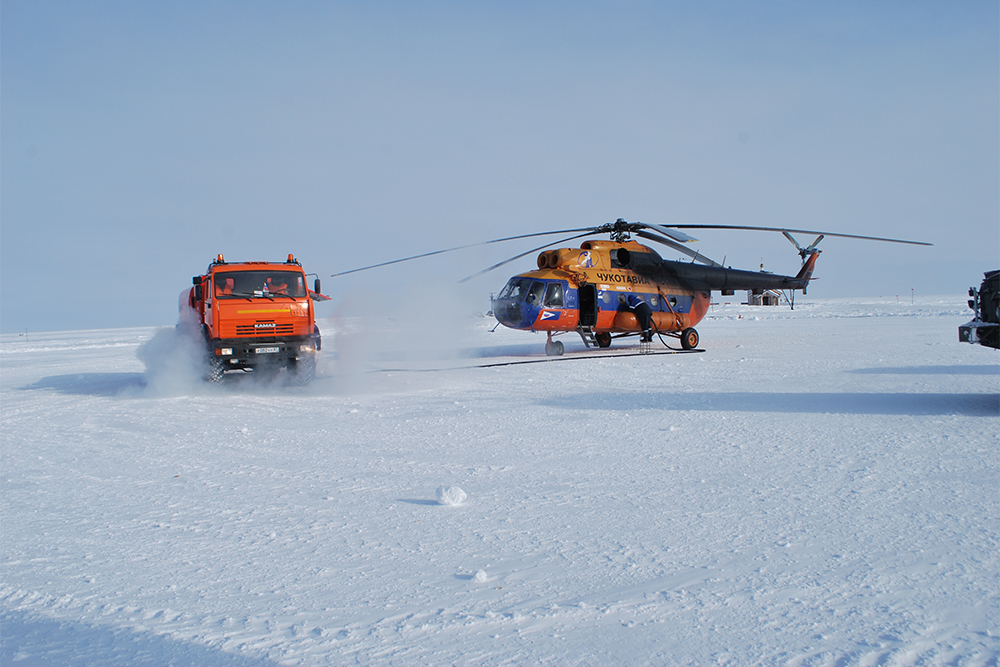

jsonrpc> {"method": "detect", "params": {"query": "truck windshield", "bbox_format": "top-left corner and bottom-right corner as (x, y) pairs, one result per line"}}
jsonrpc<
(215, 271), (307, 298)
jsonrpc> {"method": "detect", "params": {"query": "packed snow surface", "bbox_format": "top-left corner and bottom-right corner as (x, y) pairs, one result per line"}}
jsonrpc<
(2, 296), (997, 666)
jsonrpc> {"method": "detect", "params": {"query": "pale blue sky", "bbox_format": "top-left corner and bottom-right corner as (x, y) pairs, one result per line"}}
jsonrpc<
(2, 1), (997, 332)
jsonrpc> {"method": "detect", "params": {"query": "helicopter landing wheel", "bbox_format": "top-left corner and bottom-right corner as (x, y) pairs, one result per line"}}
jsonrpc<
(545, 340), (564, 356)
(595, 332), (612, 348)
(680, 327), (699, 350)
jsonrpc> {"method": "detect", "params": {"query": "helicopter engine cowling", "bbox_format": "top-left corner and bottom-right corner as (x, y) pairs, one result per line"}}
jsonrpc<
(536, 251), (561, 269)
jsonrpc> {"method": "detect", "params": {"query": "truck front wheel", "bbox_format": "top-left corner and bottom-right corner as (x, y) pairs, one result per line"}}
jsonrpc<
(206, 357), (226, 383)
(290, 355), (316, 385)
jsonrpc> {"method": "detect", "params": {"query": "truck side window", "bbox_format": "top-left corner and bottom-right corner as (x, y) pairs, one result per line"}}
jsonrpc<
(543, 282), (564, 307)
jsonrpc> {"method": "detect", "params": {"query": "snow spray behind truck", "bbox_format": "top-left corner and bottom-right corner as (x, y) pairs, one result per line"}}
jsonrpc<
(187, 254), (329, 383)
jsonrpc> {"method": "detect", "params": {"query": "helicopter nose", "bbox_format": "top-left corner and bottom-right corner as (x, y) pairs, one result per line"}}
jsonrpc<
(496, 300), (531, 328)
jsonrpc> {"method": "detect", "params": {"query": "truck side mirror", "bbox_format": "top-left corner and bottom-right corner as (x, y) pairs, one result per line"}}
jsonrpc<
(193, 276), (201, 285)
(314, 278), (321, 295)
(194, 284), (203, 301)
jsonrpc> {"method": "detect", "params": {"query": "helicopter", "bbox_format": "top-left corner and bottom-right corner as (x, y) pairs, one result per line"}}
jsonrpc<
(333, 219), (931, 356)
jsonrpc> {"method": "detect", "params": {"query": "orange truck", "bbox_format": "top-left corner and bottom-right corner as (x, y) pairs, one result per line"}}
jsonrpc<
(187, 254), (328, 383)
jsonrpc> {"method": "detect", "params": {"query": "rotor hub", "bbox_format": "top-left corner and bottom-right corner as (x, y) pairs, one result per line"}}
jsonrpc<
(609, 218), (633, 243)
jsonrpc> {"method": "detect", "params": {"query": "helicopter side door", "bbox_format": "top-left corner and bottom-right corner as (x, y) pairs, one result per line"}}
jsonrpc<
(578, 284), (598, 327)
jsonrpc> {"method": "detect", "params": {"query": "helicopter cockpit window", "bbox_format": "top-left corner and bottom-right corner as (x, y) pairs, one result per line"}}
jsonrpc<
(500, 278), (533, 301)
(526, 281), (545, 305)
(543, 282), (564, 307)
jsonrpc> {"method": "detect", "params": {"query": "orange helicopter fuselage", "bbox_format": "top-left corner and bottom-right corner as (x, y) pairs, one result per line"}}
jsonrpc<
(493, 240), (710, 335)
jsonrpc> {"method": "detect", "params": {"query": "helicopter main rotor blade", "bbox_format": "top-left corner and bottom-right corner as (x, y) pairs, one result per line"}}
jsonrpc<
(330, 227), (598, 277)
(458, 231), (597, 283)
(804, 235), (825, 254)
(633, 222), (699, 244)
(782, 231), (805, 253)
(635, 231), (723, 267)
(660, 225), (932, 246)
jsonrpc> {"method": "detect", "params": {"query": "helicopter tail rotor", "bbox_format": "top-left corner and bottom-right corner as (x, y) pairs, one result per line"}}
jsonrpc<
(783, 231), (826, 265)
(794, 250), (821, 282)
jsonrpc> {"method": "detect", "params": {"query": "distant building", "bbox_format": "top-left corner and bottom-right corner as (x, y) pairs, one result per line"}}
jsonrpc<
(748, 289), (782, 306)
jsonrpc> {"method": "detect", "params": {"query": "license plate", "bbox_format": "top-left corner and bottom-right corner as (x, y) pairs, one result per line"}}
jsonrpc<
(255, 347), (280, 354)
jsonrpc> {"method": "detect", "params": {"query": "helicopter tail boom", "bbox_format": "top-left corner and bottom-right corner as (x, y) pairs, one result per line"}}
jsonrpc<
(794, 251), (820, 283)
(651, 258), (815, 294)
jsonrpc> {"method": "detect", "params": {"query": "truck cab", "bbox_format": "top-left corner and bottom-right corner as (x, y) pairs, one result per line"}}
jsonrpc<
(189, 254), (325, 383)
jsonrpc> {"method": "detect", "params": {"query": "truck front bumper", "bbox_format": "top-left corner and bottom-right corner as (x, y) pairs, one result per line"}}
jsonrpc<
(959, 320), (999, 349)
(211, 335), (320, 368)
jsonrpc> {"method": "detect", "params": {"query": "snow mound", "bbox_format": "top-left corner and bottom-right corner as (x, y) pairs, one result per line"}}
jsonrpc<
(436, 486), (467, 506)
(473, 569), (489, 583)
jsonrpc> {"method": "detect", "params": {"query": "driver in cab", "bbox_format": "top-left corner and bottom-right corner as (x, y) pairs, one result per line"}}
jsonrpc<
(264, 276), (288, 294)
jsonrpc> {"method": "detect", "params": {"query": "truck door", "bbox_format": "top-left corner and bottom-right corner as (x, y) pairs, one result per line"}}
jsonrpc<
(204, 276), (214, 334)
(578, 284), (598, 327)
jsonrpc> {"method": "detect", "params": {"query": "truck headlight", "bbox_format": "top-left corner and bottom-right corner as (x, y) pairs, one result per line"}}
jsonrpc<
(216, 347), (233, 356)
(299, 344), (315, 352)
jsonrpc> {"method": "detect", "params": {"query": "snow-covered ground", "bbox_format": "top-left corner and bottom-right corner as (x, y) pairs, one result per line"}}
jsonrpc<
(2, 296), (997, 666)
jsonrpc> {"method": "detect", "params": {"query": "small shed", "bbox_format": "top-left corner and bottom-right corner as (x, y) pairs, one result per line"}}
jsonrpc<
(747, 289), (782, 306)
